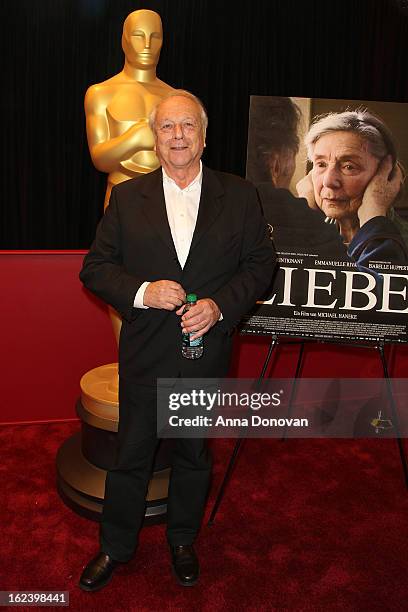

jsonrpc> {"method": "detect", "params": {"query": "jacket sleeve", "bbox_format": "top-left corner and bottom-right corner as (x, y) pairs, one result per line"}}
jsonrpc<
(210, 186), (277, 332)
(348, 216), (408, 271)
(79, 188), (145, 322)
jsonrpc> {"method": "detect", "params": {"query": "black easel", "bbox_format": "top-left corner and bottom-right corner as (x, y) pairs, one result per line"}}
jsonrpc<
(208, 336), (408, 526)
(377, 342), (408, 487)
(207, 335), (279, 525)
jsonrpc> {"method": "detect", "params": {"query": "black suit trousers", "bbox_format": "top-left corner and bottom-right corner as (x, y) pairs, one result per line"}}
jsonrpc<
(100, 379), (212, 562)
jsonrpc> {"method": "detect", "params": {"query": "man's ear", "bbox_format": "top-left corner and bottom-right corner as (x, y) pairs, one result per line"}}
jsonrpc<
(268, 153), (281, 187)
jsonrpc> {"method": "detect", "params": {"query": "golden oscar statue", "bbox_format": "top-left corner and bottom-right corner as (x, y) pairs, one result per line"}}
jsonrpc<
(57, 10), (174, 521)
(86, 8), (174, 343)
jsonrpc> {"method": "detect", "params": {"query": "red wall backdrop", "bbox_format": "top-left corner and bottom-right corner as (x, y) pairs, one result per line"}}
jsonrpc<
(1, 251), (407, 425)
(1, 252), (117, 424)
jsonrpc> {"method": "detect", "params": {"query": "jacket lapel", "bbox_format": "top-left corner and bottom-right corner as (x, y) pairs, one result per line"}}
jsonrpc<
(188, 166), (225, 255)
(139, 168), (178, 257)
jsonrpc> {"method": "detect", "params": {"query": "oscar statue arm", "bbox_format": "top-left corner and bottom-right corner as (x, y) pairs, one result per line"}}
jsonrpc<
(84, 85), (155, 173)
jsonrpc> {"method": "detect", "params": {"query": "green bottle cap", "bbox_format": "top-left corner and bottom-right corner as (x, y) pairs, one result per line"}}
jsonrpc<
(186, 293), (197, 302)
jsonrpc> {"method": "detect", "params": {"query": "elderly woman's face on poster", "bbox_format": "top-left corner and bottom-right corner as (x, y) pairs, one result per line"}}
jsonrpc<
(310, 131), (380, 222)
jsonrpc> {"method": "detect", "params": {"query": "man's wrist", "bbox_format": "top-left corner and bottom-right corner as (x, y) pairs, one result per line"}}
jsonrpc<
(133, 281), (150, 309)
(209, 298), (222, 321)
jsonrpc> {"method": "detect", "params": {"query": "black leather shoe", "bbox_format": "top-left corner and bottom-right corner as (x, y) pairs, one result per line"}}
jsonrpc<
(171, 545), (199, 586)
(79, 552), (118, 592)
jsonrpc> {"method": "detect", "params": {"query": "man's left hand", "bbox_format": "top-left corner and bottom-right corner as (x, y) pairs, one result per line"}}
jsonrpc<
(176, 298), (221, 340)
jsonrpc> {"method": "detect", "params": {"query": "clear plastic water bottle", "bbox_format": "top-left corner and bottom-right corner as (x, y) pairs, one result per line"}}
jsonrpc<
(182, 293), (203, 359)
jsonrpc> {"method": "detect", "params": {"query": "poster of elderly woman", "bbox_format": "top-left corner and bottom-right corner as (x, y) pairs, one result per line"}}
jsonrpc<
(243, 96), (408, 343)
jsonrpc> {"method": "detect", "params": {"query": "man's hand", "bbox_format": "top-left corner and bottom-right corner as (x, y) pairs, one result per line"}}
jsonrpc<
(296, 170), (318, 210)
(143, 280), (186, 310)
(358, 156), (403, 227)
(176, 298), (221, 340)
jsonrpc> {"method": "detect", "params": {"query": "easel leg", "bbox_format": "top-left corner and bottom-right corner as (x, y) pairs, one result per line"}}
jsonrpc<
(377, 343), (408, 490)
(208, 336), (279, 525)
(282, 341), (305, 441)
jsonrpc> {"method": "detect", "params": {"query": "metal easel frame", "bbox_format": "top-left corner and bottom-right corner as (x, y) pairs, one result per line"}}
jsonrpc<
(208, 335), (408, 525)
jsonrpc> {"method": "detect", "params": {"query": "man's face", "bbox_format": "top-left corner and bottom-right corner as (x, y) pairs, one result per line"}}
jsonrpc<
(311, 131), (379, 222)
(154, 96), (205, 175)
(122, 11), (163, 68)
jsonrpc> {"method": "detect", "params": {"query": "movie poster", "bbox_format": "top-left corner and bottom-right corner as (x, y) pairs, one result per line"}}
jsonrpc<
(242, 97), (408, 343)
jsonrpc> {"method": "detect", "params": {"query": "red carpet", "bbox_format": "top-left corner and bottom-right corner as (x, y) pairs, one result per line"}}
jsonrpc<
(1, 422), (407, 611)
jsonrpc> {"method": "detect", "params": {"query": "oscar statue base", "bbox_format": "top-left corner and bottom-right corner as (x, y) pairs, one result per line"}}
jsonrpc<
(56, 363), (172, 522)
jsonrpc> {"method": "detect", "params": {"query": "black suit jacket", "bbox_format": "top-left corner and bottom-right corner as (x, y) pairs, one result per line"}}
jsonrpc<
(80, 166), (276, 384)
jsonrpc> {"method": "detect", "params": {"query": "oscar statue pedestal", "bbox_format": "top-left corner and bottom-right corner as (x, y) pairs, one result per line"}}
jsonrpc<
(56, 363), (171, 522)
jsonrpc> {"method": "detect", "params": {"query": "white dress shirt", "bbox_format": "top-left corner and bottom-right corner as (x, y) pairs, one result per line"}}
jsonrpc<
(133, 163), (203, 308)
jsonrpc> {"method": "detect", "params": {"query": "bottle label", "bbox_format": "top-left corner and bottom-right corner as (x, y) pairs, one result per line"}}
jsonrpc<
(189, 335), (202, 347)
(182, 332), (203, 347)
(182, 298), (203, 355)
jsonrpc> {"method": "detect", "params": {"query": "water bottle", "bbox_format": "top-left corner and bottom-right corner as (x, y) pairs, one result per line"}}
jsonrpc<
(181, 293), (204, 359)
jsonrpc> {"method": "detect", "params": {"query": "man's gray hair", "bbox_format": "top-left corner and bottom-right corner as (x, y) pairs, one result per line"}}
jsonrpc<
(148, 89), (208, 133)
(305, 109), (397, 163)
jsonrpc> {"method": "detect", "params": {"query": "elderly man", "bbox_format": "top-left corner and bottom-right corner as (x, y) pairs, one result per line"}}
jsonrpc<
(79, 90), (275, 591)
